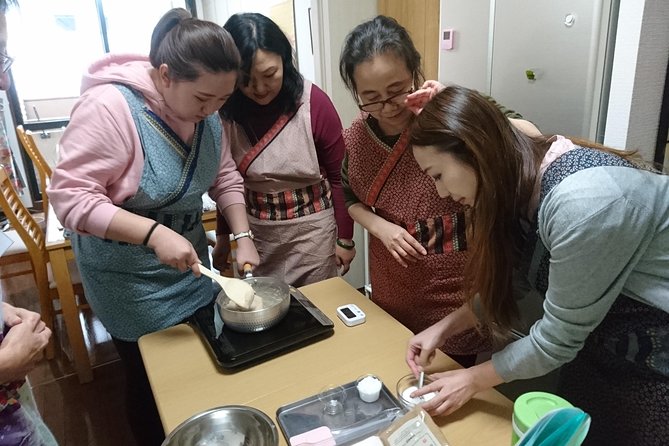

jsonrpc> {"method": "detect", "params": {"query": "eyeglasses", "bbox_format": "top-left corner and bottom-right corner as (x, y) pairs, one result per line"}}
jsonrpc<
(0, 52), (13, 73)
(358, 87), (414, 112)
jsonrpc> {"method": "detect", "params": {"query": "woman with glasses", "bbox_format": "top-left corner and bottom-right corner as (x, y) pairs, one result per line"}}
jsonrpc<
(211, 13), (355, 286)
(339, 16), (536, 366)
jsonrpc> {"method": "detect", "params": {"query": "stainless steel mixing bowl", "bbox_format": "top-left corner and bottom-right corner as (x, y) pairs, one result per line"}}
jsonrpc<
(217, 275), (290, 333)
(161, 405), (279, 446)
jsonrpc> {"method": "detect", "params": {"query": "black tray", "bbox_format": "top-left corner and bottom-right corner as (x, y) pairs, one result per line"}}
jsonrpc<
(190, 286), (334, 372)
(277, 379), (405, 445)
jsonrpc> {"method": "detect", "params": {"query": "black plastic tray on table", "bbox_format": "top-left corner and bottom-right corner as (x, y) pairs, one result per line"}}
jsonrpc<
(190, 285), (334, 372)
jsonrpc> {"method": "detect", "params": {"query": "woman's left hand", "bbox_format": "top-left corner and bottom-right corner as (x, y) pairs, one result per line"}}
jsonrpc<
(234, 237), (259, 273)
(335, 243), (356, 275)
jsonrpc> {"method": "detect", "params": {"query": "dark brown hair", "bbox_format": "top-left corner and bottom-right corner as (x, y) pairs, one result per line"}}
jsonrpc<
(339, 15), (424, 100)
(410, 85), (548, 329)
(410, 85), (649, 329)
(220, 13), (303, 120)
(149, 8), (240, 82)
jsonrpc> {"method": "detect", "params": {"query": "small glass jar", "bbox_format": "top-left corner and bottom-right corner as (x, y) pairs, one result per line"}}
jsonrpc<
(318, 385), (347, 416)
(395, 373), (437, 410)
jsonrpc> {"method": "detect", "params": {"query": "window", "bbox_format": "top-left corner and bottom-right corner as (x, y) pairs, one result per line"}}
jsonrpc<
(7, 0), (187, 125)
(4, 0), (187, 208)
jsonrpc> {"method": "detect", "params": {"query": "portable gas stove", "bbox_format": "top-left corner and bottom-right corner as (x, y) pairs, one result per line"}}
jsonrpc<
(190, 285), (334, 371)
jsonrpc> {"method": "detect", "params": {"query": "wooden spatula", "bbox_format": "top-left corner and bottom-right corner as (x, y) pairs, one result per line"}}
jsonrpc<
(198, 265), (255, 310)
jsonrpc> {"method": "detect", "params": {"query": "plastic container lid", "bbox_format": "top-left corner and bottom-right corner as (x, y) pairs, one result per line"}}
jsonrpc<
(513, 392), (573, 434)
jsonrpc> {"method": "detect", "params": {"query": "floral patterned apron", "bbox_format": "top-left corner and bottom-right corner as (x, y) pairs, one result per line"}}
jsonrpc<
(344, 117), (491, 355)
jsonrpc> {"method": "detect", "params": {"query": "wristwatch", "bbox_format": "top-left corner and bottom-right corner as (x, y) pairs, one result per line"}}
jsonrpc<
(232, 230), (254, 241)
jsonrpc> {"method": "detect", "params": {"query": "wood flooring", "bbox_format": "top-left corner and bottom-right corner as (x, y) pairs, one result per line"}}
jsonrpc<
(1, 260), (137, 446)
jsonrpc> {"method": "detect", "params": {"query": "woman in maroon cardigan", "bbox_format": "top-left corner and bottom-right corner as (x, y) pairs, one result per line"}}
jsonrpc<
(212, 13), (355, 286)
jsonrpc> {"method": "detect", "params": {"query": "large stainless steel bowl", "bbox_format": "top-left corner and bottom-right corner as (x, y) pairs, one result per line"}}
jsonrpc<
(161, 405), (279, 446)
(217, 275), (290, 332)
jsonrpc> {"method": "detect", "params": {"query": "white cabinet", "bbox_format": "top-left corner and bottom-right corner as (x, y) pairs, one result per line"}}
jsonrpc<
(489, 0), (617, 140)
(440, 0), (618, 142)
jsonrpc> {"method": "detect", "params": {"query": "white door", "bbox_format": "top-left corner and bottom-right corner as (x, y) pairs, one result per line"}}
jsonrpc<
(307, 0), (377, 290)
(490, 0), (616, 140)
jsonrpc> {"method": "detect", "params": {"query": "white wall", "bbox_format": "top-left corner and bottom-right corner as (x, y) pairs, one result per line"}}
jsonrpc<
(604, 0), (669, 159)
(437, 0), (491, 93)
(311, 0), (378, 128)
(293, 0), (316, 82)
(311, 0), (377, 290)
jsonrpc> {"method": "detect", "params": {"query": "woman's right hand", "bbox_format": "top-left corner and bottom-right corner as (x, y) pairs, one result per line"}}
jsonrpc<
(406, 305), (478, 375)
(406, 318), (451, 375)
(374, 219), (426, 267)
(148, 225), (200, 272)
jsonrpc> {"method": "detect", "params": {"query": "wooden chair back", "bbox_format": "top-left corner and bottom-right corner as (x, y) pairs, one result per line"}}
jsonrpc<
(0, 168), (55, 349)
(16, 125), (52, 211)
(0, 169), (93, 381)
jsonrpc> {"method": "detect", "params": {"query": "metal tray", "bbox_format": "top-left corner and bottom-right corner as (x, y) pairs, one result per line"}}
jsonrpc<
(277, 379), (405, 445)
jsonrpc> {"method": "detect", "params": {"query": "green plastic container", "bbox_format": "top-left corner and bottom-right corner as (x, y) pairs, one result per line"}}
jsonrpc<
(511, 392), (573, 445)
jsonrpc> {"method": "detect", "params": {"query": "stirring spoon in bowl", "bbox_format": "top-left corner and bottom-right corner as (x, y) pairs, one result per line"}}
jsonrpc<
(197, 265), (255, 310)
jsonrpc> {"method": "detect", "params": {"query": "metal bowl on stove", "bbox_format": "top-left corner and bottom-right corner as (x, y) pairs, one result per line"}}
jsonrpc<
(217, 274), (290, 333)
(161, 405), (279, 446)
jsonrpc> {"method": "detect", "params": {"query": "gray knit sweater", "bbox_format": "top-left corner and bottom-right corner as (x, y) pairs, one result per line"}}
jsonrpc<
(492, 165), (669, 381)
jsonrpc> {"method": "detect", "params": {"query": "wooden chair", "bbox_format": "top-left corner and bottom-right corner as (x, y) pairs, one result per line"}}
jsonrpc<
(15, 125), (51, 211)
(0, 229), (32, 279)
(0, 168), (88, 366)
(0, 125), (47, 280)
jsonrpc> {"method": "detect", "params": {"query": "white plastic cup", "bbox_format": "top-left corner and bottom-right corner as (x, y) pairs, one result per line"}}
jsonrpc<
(356, 374), (382, 403)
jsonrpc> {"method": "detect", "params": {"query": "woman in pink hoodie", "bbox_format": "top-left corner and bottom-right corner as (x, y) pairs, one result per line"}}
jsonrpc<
(48, 8), (258, 445)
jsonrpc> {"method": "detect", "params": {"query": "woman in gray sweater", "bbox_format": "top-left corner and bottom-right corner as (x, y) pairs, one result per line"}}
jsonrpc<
(406, 85), (668, 445)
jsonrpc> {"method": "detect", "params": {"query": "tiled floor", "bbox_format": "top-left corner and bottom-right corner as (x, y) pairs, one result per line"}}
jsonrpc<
(1, 261), (137, 446)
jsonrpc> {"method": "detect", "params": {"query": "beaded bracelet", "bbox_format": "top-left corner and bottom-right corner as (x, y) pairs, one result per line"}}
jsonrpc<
(142, 221), (160, 246)
(336, 238), (355, 250)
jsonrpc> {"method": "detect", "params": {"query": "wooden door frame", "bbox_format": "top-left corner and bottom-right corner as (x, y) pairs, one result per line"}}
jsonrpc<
(378, 0), (441, 80)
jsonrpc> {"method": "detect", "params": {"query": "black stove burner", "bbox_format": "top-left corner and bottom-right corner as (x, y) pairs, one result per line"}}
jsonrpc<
(190, 289), (334, 372)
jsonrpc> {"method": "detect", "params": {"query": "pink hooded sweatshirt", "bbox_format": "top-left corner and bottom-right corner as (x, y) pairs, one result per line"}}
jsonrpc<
(48, 54), (244, 238)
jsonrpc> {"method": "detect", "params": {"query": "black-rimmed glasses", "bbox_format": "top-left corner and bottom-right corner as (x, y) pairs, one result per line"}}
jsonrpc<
(0, 52), (13, 73)
(358, 87), (415, 112)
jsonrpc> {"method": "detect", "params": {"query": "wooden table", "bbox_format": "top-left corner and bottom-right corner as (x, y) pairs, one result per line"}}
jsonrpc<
(139, 278), (513, 445)
(45, 207), (217, 383)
